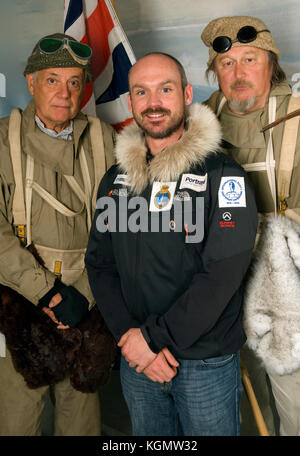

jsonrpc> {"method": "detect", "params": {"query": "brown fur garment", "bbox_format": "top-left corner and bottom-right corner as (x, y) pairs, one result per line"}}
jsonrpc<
(0, 284), (82, 388)
(70, 305), (117, 393)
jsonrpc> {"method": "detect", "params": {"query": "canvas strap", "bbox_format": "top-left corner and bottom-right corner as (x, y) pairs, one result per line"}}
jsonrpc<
(8, 110), (106, 245)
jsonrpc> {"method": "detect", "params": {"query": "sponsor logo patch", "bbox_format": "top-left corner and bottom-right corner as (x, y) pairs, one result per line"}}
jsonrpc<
(113, 174), (130, 186)
(180, 173), (207, 192)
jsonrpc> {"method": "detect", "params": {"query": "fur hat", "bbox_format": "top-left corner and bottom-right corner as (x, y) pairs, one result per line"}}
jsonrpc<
(24, 32), (93, 81)
(201, 16), (280, 66)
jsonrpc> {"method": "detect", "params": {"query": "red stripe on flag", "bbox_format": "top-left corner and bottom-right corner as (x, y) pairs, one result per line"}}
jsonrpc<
(80, 80), (93, 109)
(112, 117), (134, 132)
(85, 1), (114, 80)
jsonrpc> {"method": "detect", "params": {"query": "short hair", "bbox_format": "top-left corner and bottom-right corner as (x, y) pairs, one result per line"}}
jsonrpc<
(205, 50), (286, 86)
(128, 52), (188, 91)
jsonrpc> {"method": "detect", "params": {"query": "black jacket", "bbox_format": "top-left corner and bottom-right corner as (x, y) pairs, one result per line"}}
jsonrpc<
(85, 103), (258, 359)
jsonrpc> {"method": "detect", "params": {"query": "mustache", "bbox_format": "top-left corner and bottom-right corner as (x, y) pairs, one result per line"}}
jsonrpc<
(141, 108), (171, 116)
(230, 80), (254, 89)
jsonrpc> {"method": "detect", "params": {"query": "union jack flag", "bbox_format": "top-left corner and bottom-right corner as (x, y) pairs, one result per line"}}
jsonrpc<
(64, 0), (135, 131)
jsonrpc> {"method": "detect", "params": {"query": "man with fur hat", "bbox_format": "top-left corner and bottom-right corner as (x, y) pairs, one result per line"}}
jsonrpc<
(0, 33), (116, 435)
(202, 16), (300, 435)
(85, 52), (258, 436)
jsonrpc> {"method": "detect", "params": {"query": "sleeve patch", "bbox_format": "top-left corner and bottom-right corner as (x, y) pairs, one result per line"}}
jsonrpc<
(218, 176), (246, 208)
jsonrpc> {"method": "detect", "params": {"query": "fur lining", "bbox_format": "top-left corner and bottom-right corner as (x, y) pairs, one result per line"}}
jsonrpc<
(115, 103), (222, 195)
(244, 215), (300, 375)
(0, 285), (117, 392)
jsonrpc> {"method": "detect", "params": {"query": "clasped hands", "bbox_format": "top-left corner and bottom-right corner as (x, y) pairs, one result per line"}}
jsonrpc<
(118, 328), (179, 383)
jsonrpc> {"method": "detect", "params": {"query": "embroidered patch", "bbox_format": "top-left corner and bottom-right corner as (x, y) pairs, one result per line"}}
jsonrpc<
(149, 182), (177, 212)
(219, 212), (236, 228)
(180, 173), (207, 192)
(174, 190), (192, 201)
(218, 177), (246, 208)
(113, 174), (130, 186)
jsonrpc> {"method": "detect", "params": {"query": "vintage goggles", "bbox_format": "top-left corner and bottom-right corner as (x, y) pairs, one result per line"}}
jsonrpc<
(38, 38), (92, 65)
(212, 25), (270, 53)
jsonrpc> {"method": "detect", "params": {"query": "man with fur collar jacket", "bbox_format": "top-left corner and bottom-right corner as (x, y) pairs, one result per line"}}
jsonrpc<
(85, 52), (258, 436)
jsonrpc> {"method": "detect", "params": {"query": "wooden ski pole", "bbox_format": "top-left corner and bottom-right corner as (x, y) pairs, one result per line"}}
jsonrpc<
(240, 357), (270, 436)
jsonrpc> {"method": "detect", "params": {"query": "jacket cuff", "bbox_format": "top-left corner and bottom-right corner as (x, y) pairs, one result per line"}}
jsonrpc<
(38, 279), (66, 308)
(140, 324), (160, 354)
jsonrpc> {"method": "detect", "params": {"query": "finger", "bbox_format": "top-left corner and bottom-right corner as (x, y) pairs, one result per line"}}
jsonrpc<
(42, 306), (60, 324)
(57, 323), (70, 330)
(49, 293), (62, 308)
(162, 347), (179, 367)
(118, 331), (130, 347)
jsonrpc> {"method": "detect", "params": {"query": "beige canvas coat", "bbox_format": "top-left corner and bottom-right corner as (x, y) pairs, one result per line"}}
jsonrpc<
(206, 81), (300, 214)
(0, 100), (115, 305)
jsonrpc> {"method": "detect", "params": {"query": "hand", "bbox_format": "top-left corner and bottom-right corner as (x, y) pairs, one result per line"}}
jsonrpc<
(42, 293), (70, 329)
(118, 328), (156, 371)
(143, 348), (179, 383)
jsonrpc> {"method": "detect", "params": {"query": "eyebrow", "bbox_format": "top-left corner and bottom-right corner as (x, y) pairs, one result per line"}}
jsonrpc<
(46, 72), (82, 79)
(131, 79), (177, 90)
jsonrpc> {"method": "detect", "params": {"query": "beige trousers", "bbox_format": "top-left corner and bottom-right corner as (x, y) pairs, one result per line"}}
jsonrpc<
(0, 350), (101, 436)
(268, 369), (300, 436)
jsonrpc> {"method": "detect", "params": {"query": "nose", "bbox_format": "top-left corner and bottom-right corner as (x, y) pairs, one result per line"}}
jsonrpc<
(147, 90), (162, 108)
(234, 62), (246, 79)
(58, 82), (71, 99)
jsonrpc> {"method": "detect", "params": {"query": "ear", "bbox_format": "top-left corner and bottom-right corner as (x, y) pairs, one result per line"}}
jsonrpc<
(127, 93), (133, 113)
(26, 73), (35, 96)
(184, 83), (193, 107)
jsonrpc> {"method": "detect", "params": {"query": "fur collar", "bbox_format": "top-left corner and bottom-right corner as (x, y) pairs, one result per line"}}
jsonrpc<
(115, 103), (222, 195)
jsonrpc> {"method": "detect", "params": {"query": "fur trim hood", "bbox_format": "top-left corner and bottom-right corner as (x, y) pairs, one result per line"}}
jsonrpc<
(244, 215), (300, 375)
(115, 103), (222, 195)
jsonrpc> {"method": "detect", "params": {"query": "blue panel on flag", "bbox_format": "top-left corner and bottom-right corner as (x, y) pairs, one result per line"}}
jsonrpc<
(64, 0), (83, 32)
(96, 43), (132, 105)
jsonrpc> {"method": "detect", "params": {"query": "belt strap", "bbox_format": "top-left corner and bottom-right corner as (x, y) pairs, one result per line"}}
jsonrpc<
(8, 109), (26, 227)
(278, 95), (300, 212)
(87, 115), (106, 210)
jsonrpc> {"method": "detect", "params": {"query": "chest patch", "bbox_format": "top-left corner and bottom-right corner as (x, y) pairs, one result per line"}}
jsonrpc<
(218, 176), (246, 207)
(180, 173), (207, 192)
(149, 182), (177, 212)
(113, 174), (130, 186)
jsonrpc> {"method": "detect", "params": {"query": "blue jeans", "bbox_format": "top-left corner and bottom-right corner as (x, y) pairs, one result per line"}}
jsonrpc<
(120, 352), (242, 436)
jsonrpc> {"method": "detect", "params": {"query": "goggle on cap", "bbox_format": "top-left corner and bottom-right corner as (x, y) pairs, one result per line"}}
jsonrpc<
(24, 33), (93, 82)
(201, 16), (280, 67)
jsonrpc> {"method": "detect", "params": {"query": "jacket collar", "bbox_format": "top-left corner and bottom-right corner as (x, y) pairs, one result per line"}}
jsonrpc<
(115, 103), (222, 195)
(21, 100), (88, 176)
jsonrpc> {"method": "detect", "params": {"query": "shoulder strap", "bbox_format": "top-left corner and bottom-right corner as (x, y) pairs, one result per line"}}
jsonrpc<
(8, 108), (26, 227)
(278, 95), (300, 211)
(87, 115), (106, 210)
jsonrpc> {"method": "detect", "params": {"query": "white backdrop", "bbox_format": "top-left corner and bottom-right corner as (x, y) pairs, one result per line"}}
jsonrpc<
(1, 0), (300, 117)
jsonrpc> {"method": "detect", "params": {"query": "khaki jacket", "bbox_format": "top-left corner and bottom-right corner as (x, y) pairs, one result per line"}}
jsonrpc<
(0, 100), (115, 305)
(206, 81), (300, 213)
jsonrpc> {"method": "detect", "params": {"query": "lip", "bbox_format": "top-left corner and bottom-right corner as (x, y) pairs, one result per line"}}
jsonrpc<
(233, 85), (250, 91)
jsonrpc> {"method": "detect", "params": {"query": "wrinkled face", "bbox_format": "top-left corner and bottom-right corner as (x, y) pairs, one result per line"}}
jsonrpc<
(214, 46), (272, 114)
(26, 67), (85, 132)
(128, 54), (193, 139)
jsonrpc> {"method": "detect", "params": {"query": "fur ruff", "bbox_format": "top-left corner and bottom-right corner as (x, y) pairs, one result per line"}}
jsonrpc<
(244, 215), (300, 375)
(0, 285), (116, 392)
(115, 103), (222, 195)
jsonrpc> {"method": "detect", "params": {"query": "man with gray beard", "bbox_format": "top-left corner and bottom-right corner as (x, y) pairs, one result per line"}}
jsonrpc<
(202, 16), (300, 436)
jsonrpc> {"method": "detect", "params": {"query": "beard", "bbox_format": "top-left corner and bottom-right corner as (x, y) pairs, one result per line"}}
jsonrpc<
(228, 96), (256, 113)
(132, 107), (186, 139)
